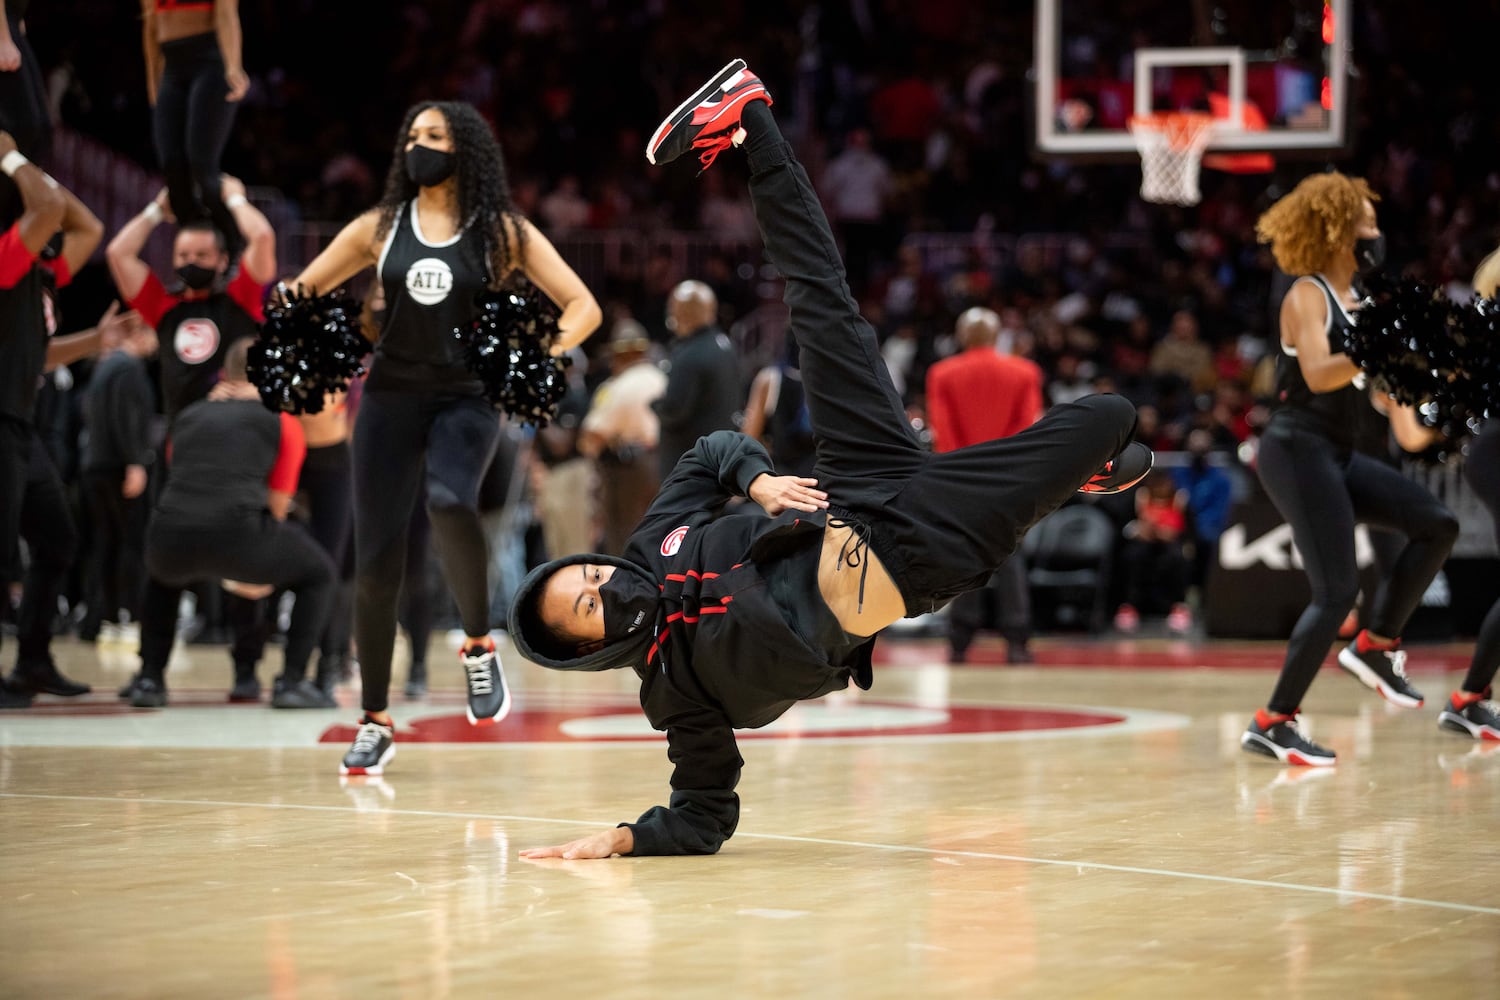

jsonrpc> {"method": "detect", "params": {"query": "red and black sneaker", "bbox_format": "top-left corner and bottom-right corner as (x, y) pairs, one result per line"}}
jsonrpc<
(1241, 708), (1336, 767)
(646, 58), (773, 170)
(1078, 441), (1153, 495)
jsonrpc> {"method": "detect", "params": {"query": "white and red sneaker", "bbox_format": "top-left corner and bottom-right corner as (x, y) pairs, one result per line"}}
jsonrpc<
(1079, 441), (1153, 495)
(340, 715), (395, 776)
(646, 58), (773, 170)
(461, 636), (511, 726)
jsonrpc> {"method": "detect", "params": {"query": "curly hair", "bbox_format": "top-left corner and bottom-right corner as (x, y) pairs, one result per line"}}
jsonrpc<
(1255, 171), (1379, 276)
(373, 101), (527, 289)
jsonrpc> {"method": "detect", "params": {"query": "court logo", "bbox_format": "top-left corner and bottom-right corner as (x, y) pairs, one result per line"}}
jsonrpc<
(405, 258), (454, 305)
(174, 318), (221, 364)
(661, 525), (689, 556)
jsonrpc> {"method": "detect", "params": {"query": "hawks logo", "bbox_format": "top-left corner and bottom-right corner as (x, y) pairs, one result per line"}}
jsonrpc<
(660, 525), (689, 557)
(405, 257), (454, 306)
(174, 318), (221, 364)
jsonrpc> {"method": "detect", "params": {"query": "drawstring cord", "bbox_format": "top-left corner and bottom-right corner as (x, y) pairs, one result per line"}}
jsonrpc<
(831, 517), (874, 613)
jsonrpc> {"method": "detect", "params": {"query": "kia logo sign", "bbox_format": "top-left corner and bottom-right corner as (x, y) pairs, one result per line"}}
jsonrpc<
(1218, 522), (1374, 571)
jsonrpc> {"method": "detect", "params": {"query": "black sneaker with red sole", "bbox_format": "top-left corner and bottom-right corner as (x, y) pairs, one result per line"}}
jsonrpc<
(1079, 441), (1153, 495)
(646, 58), (772, 170)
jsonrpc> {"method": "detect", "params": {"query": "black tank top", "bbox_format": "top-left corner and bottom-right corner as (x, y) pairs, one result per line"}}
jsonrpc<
(1270, 274), (1371, 450)
(368, 200), (487, 394)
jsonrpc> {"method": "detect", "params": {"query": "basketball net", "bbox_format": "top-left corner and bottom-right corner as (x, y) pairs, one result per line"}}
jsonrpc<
(1128, 112), (1215, 206)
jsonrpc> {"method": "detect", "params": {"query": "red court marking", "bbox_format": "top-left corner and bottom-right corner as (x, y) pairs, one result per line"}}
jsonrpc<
(317, 703), (1126, 745)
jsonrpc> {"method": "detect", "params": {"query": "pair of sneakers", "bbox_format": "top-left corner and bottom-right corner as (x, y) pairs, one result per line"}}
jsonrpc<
(340, 637), (510, 776)
(1242, 632), (1431, 766)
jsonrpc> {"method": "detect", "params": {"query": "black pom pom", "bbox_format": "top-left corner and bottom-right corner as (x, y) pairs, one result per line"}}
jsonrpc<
(1345, 275), (1500, 460)
(455, 279), (570, 426)
(249, 285), (368, 414)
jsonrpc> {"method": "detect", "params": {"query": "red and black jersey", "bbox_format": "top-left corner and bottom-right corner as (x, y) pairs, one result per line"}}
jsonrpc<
(0, 223), (72, 424)
(156, 398), (305, 525)
(129, 268), (265, 421)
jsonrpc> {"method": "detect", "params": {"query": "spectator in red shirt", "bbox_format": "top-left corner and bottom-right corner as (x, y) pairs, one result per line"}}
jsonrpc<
(925, 306), (1044, 664)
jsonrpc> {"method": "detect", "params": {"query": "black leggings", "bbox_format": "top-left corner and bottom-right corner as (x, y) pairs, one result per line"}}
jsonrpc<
(0, 421), (78, 662)
(1256, 418), (1459, 714)
(742, 101), (1136, 616)
(152, 33), (239, 249)
(0, 12), (51, 227)
(352, 389), (500, 713)
(297, 442), (354, 659)
(1462, 423), (1500, 694)
(143, 513), (336, 682)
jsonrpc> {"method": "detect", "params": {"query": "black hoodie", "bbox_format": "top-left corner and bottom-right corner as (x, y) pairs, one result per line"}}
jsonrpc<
(511, 430), (877, 856)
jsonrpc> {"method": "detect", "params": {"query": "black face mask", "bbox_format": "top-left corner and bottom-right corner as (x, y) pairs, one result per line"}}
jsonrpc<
(599, 569), (660, 643)
(176, 263), (218, 291)
(1355, 233), (1386, 271)
(405, 144), (457, 187)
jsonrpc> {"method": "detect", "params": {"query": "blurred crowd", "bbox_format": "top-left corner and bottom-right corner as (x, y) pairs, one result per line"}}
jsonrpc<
(11, 0), (1500, 661)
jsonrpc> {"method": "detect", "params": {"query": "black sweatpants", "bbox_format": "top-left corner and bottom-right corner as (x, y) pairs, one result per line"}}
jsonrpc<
(81, 467), (148, 625)
(1462, 423), (1500, 694)
(152, 33), (239, 251)
(1256, 417), (1459, 714)
(742, 101), (1136, 616)
(352, 389), (499, 713)
(0, 420), (78, 663)
(142, 513), (335, 683)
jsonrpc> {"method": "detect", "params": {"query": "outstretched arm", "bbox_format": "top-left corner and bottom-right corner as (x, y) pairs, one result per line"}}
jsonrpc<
(521, 707), (744, 859)
(289, 210), (379, 294)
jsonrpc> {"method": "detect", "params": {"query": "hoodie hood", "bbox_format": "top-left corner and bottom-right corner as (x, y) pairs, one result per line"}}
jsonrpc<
(508, 553), (657, 672)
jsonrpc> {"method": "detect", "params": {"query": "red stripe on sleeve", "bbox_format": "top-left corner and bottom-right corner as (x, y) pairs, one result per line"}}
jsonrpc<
(0, 225), (36, 290)
(268, 412), (307, 493)
(130, 271), (178, 329)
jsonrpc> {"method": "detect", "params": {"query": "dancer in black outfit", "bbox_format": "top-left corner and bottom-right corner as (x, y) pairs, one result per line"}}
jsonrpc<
(1400, 249), (1500, 741)
(288, 101), (601, 775)
(0, 132), (110, 706)
(142, 0), (248, 252)
(509, 64), (1150, 859)
(1241, 173), (1458, 766)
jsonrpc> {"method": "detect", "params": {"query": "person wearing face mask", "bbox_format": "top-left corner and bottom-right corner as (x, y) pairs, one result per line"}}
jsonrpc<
(106, 173), (275, 424)
(1239, 172), (1458, 767)
(106, 173), (276, 697)
(507, 66), (1148, 859)
(285, 101), (601, 775)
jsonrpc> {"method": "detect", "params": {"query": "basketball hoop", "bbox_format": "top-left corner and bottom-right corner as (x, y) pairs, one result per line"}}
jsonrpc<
(1128, 112), (1215, 206)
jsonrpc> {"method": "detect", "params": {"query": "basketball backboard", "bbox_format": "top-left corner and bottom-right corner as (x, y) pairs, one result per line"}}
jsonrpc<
(1034, 0), (1351, 157)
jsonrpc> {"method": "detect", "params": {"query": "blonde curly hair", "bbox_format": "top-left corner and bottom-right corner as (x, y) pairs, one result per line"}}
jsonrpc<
(1255, 172), (1379, 276)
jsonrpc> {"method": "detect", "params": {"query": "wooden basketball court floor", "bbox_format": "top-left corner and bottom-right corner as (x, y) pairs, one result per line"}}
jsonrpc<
(2, 631), (1496, 999)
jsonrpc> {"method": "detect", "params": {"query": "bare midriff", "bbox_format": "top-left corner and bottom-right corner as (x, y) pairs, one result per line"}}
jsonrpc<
(817, 522), (906, 638)
(155, 7), (215, 43)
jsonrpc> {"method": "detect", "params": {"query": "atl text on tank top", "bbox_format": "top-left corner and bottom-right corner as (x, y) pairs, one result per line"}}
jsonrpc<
(1271, 274), (1369, 450)
(369, 200), (488, 394)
